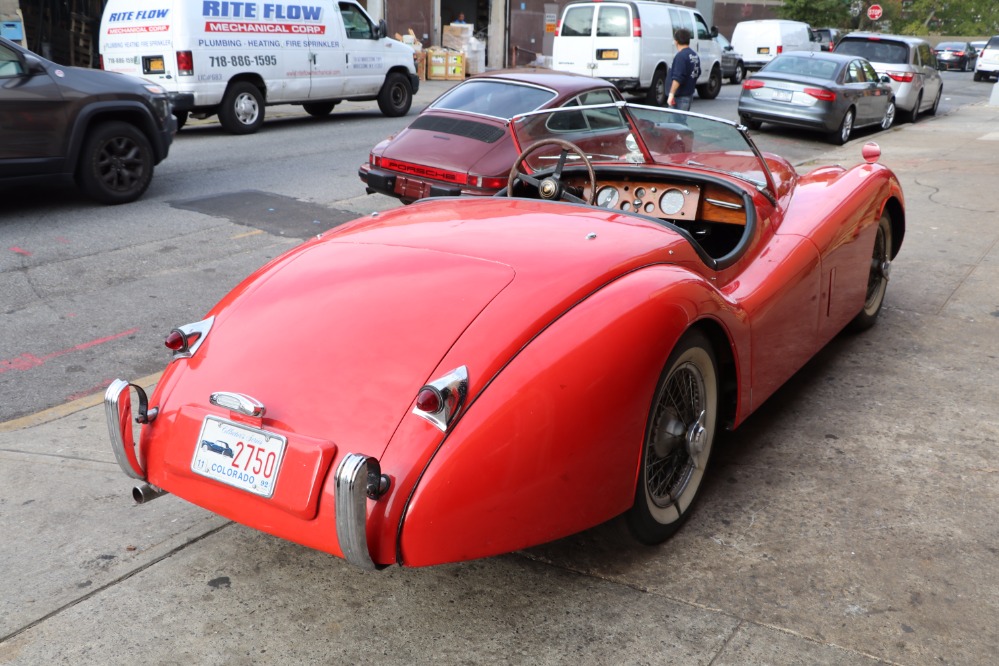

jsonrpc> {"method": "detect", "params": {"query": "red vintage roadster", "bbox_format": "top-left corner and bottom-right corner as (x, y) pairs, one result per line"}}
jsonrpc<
(106, 102), (903, 569)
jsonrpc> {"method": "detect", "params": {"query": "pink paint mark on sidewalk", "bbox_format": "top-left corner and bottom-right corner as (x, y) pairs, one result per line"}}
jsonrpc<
(0, 327), (140, 375)
(9, 246), (32, 256)
(67, 379), (115, 402)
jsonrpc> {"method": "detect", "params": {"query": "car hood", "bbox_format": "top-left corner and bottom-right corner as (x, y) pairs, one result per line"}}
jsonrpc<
(378, 111), (517, 179)
(170, 198), (695, 459)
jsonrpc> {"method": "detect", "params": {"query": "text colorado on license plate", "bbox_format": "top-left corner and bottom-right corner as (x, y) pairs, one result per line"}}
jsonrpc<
(192, 416), (287, 498)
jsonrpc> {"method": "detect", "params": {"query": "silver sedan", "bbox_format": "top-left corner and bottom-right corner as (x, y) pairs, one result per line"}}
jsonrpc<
(737, 51), (896, 145)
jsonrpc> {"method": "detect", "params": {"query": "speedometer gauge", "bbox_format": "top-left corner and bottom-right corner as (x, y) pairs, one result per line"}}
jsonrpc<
(659, 188), (685, 215)
(596, 186), (620, 209)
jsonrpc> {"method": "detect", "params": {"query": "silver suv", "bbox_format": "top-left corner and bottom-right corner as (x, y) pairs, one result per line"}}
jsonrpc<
(974, 35), (999, 82)
(835, 33), (942, 123)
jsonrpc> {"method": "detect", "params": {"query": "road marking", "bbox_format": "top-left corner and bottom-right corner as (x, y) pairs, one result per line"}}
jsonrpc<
(0, 372), (163, 433)
(0, 328), (140, 375)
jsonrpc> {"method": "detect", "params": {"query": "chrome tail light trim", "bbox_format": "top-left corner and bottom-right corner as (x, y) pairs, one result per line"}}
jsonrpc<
(170, 315), (215, 360)
(412, 366), (469, 432)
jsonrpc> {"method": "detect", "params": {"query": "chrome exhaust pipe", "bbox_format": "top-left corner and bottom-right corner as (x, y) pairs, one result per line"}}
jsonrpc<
(132, 483), (168, 504)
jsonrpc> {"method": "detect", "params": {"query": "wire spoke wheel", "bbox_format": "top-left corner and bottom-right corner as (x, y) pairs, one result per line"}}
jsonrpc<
(628, 330), (718, 544)
(847, 212), (893, 332)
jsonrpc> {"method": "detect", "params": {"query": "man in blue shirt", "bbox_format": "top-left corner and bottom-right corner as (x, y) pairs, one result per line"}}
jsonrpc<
(668, 28), (701, 111)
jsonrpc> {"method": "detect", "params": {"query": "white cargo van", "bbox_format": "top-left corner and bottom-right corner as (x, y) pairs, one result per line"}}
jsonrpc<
(552, 1), (723, 105)
(730, 19), (819, 71)
(98, 0), (419, 134)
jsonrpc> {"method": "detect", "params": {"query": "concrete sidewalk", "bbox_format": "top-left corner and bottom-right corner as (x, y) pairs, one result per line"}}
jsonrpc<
(1, 103), (998, 665)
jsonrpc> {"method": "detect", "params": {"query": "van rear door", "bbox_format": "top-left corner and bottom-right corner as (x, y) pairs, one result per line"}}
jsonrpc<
(553, 3), (637, 79)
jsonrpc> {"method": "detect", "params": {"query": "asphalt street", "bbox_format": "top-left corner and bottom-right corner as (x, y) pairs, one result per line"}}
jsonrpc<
(1, 81), (998, 664)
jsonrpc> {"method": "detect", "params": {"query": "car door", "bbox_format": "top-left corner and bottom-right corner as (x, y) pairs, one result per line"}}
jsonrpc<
(842, 59), (877, 124)
(861, 60), (890, 122)
(0, 42), (69, 176)
(915, 43), (941, 111)
(339, 1), (385, 96)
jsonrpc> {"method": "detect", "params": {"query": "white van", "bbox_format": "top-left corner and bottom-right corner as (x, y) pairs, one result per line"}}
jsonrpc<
(99, 0), (419, 134)
(552, 1), (723, 105)
(730, 19), (819, 71)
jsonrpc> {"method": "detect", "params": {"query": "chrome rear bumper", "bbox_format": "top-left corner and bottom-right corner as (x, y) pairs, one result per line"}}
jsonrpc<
(335, 453), (385, 570)
(104, 379), (146, 481)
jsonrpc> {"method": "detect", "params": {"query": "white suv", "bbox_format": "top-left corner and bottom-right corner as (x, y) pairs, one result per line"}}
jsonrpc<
(974, 35), (999, 82)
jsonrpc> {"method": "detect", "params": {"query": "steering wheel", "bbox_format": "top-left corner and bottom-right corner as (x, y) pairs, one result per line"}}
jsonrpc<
(507, 139), (596, 205)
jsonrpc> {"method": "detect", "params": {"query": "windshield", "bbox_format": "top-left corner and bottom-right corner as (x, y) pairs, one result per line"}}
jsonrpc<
(836, 39), (908, 64)
(430, 80), (557, 119)
(510, 102), (773, 189)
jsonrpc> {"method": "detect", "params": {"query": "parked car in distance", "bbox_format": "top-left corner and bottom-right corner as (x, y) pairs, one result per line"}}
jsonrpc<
(731, 19), (819, 71)
(934, 41), (977, 71)
(713, 31), (746, 84)
(359, 69), (622, 203)
(0, 36), (174, 204)
(814, 27), (842, 52)
(974, 35), (999, 81)
(834, 33), (942, 123)
(971, 40), (987, 55)
(106, 100), (904, 569)
(738, 51), (896, 145)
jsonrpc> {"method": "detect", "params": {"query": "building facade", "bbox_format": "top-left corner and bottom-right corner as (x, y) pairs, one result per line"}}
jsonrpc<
(7, 0), (780, 69)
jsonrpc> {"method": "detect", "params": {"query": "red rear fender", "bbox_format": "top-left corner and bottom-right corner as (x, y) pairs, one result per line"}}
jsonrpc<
(396, 265), (744, 566)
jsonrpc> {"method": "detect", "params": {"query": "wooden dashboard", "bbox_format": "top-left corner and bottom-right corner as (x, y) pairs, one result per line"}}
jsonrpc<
(567, 177), (746, 226)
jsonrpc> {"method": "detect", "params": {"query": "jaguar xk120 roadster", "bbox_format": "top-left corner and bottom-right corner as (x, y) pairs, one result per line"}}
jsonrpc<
(106, 102), (903, 569)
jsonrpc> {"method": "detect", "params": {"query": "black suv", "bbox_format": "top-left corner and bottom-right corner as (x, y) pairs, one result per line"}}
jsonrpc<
(0, 36), (175, 204)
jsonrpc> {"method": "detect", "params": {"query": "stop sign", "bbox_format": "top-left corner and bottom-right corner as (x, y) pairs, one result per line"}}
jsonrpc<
(867, 4), (883, 20)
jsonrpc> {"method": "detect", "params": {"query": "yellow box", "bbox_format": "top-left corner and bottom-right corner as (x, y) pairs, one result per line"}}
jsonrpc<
(426, 47), (448, 80)
(445, 51), (465, 80)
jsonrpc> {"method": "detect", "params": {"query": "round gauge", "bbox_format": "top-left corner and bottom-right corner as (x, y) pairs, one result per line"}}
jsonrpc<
(634, 187), (646, 198)
(659, 188), (686, 216)
(596, 186), (620, 209)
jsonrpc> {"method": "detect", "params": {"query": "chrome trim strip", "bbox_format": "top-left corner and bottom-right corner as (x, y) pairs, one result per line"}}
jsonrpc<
(209, 391), (266, 418)
(335, 454), (378, 570)
(704, 197), (744, 210)
(104, 379), (146, 481)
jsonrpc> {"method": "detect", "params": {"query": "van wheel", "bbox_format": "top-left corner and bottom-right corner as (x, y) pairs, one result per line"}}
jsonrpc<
(696, 65), (722, 100)
(303, 101), (339, 117)
(219, 82), (265, 134)
(646, 68), (668, 106)
(77, 121), (154, 205)
(377, 72), (413, 117)
(174, 111), (188, 130)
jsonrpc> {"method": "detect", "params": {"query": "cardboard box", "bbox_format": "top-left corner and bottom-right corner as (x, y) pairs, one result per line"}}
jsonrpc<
(415, 50), (427, 80)
(442, 24), (473, 52)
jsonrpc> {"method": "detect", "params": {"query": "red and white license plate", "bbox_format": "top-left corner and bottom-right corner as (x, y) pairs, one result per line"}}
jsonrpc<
(192, 416), (286, 498)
